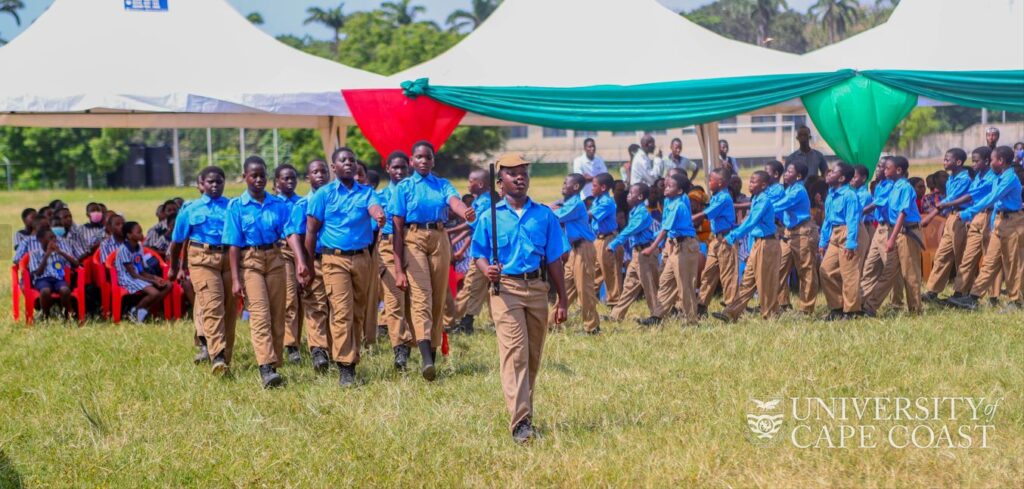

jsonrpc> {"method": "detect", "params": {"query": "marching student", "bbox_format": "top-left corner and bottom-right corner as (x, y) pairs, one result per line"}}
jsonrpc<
(774, 161), (818, 314)
(691, 168), (737, 317)
(305, 147), (386, 387)
(851, 165), (874, 250)
(273, 164), (305, 365)
(372, 152), (416, 370)
(860, 157), (901, 316)
(589, 172), (623, 305)
(549, 173), (600, 334)
(877, 156), (925, 315)
(762, 160), (787, 239)
(470, 153), (570, 444)
(921, 148), (971, 302)
(444, 168), (493, 336)
(713, 171), (781, 322)
(949, 147), (999, 301)
(224, 157), (291, 389)
(169, 166), (236, 376)
(639, 173), (699, 325)
(391, 141), (475, 382)
(117, 221), (173, 324)
(948, 146), (1023, 309)
(818, 163), (865, 320)
(286, 160), (332, 373)
(179, 176), (209, 364)
(607, 183), (659, 321)
(28, 227), (80, 322)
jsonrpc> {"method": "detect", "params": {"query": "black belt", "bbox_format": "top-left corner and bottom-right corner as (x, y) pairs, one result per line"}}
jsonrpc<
(755, 235), (778, 241)
(904, 223), (921, 230)
(713, 231), (731, 238)
(381, 233), (392, 241)
(597, 232), (616, 239)
(632, 241), (653, 251)
(322, 246), (369, 256)
(195, 242), (227, 252)
(669, 236), (693, 245)
(241, 243), (279, 251)
(502, 269), (541, 280)
(997, 209), (1022, 216)
(408, 222), (443, 231)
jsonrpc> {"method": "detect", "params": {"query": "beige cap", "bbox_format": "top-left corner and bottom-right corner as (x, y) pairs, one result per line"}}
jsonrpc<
(494, 152), (530, 170)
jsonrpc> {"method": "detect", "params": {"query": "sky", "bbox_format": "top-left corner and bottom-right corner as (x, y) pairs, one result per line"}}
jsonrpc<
(1, 0), (822, 42)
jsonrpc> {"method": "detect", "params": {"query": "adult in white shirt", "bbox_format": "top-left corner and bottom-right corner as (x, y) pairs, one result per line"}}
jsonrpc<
(663, 137), (698, 181)
(572, 138), (607, 197)
(630, 134), (663, 187)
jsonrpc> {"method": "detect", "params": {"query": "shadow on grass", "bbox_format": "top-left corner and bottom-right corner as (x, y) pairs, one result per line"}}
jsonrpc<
(0, 450), (23, 489)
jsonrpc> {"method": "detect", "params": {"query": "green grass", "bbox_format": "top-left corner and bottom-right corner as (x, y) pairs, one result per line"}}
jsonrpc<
(2, 167), (1021, 487)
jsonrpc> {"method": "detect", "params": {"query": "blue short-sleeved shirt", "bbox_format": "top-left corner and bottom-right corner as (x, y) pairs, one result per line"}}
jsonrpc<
(855, 185), (874, 224)
(222, 192), (290, 247)
(704, 190), (736, 235)
(389, 172), (459, 224)
(608, 205), (655, 250)
(554, 194), (596, 243)
(661, 195), (697, 239)
(872, 179), (894, 224)
(470, 198), (571, 275)
(819, 185), (861, 250)
(284, 193), (311, 238)
(376, 183), (399, 235)
(775, 183), (812, 229)
(172, 194), (230, 246)
(764, 182), (786, 222)
(589, 193), (618, 235)
(887, 178), (921, 225)
(726, 191), (775, 245)
(307, 179), (381, 252)
(961, 168), (1024, 223)
(940, 169), (972, 211)
(964, 168), (997, 211)
(469, 191), (492, 231)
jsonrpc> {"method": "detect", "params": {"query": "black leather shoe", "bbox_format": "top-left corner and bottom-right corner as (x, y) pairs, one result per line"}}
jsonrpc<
(393, 344), (410, 371)
(376, 325), (388, 339)
(697, 305), (708, 319)
(194, 344), (210, 365)
(311, 347), (330, 373)
(457, 315), (475, 335)
(337, 363), (356, 387)
(210, 352), (228, 376)
(585, 327), (601, 335)
(824, 309), (844, 321)
(418, 340), (436, 381)
(711, 312), (734, 323)
(286, 346), (301, 364)
(921, 292), (940, 304)
(947, 295), (979, 310)
(512, 419), (534, 444)
(259, 364), (283, 389)
(636, 316), (662, 326)
(988, 297), (1000, 307)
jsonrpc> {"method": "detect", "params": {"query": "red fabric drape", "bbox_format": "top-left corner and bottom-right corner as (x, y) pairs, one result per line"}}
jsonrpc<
(342, 89), (466, 163)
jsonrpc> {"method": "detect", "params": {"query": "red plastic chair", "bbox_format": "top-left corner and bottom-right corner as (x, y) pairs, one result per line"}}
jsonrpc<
(18, 254), (87, 325)
(11, 263), (21, 321)
(93, 248), (113, 319)
(107, 247), (179, 323)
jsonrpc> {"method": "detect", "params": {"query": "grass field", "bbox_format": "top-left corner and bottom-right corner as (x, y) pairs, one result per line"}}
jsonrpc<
(3, 164), (1022, 487)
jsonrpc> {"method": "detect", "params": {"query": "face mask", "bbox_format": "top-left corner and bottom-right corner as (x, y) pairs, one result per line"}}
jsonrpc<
(1016, 149), (1024, 160)
(52, 227), (66, 238)
(89, 211), (103, 224)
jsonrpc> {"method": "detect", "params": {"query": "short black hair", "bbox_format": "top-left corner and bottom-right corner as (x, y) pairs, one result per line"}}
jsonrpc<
(48, 199), (66, 210)
(853, 164), (869, 180)
(274, 163), (297, 179)
(356, 160), (368, 172)
(331, 146), (356, 163)
(163, 199), (178, 208)
(567, 173), (587, 189)
(385, 151), (409, 166)
(583, 137), (595, 146)
(366, 169), (381, 187)
(631, 183), (651, 200)
(891, 156), (909, 174)
(710, 168), (730, 181)
(972, 146), (992, 162)
(411, 140), (435, 154)
(835, 162), (855, 184)
(21, 208), (36, 220)
(787, 161), (809, 180)
(669, 173), (691, 194)
(909, 176), (924, 187)
(244, 156), (267, 172)
(947, 148), (967, 164)
(671, 137), (682, 145)
(752, 170), (770, 184)
(123, 221), (141, 236)
(993, 145), (1014, 164)
(594, 172), (614, 189)
(86, 202), (102, 212)
(765, 160), (785, 178)
(199, 166), (225, 180)
(627, 144), (640, 156)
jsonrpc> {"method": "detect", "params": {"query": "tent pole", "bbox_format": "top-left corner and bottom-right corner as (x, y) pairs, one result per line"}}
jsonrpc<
(239, 128), (245, 173)
(172, 128), (182, 187)
(206, 127), (213, 167)
(273, 128), (279, 166)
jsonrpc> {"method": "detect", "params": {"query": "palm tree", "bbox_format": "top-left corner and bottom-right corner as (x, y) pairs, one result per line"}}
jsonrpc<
(754, 0), (787, 46)
(0, 0), (24, 45)
(810, 0), (862, 44)
(304, 3), (347, 57)
(445, 0), (501, 32)
(381, 0), (425, 26)
(246, 11), (264, 26)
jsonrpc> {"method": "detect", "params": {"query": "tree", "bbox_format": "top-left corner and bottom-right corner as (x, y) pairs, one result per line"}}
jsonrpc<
(0, 0), (24, 45)
(754, 0), (787, 46)
(685, 0), (807, 54)
(897, 107), (945, 155)
(381, 0), (425, 26)
(246, 11), (264, 25)
(445, 0), (501, 32)
(809, 0), (861, 44)
(304, 3), (347, 57)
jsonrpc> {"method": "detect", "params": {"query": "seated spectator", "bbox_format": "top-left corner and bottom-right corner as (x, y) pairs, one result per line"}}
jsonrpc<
(116, 221), (172, 324)
(99, 214), (126, 263)
(909, 176), (927, 213)
(78, 202), (107, 251)
(14, 208), (37, 251)
(29, 227), (81, 322)
(14, 214), (49, 263)
(145, 200), (178, 258)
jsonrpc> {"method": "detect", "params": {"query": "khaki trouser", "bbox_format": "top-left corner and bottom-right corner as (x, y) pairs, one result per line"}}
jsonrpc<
(594, 234), (624, 304)
(404, 227), (451, 348)
(301, 258), (331, 350)
(239, 247), (287, 367)
(379, 238), (414, 348)
(698, 235), (738, 307)
(322, 251), (372, 365)
(443, 254), (490, 327)
(490, 276), (548, 433)
(724, 238), (782, 320)
(610, 249), (660, 320)
(280, 245), (304, 348)
(861, 223), (901, 313)
(653, 238), (700, 323)
(549, 240), (600, 332)
(819, 226), (864, 313)
(971, 212), (1024, 301)
(363, 243), (382, 346)
(187, 246), (237, 365)
(926, 212), (968, 294)
(956, 211), (995, 296)
(874, 228), (924, 314)
(778, 221), (819, 313)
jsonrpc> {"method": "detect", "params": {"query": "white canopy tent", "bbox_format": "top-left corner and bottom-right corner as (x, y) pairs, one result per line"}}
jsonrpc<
(0, 0), (388, 181)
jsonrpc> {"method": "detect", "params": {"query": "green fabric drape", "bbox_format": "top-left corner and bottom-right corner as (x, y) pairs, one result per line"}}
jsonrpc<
(802, 75), (917, 173)
(401, 70), (856, 131)
(862, 70), (1024, 112)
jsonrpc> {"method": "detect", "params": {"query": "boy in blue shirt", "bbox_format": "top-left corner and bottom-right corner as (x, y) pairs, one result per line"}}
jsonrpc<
(590, 173), (623, 305)
(550, 173), (600, 334)
(638, 173), (699, 325)
(775, 161), (818, 314)
(818, 163), (865, 320)
(876, 156), (924, 315)
(607, 183), (659, 321)
(921, 148), (971, 302)
(950, 147), (1000, 301)
(691, 168), (737, 317)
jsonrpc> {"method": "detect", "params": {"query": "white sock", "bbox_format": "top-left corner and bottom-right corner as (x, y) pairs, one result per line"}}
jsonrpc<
(138, 309), (149, 322)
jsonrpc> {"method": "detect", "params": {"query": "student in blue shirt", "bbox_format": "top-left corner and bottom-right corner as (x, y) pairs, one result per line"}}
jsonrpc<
(860, 157), (903, 315)
(714, 171), (781, 322)
(876, 156), (924, 315)
(223, 156), (292, 389)
(920, 148), (972, 302)
(272, 164), (306, 365)
(949, 146), (1024, 309)
(550, 173), (601, 334)
(305, 147), (386, 387)
(851, 165), (874, 249)
(470, 153), (569, 444)
(390, 141), (475, 382)
(607, 183), (659, 321)
(692, 168), (738, 316)
(950, 147), (1000, 300)
(589, 172), (623, 305)
(639, 173), (699, 325)
(443, 167), (494, 337)
(775, 161), (818, 314)
(284, 159), (332, 374)
(763, 160), (787, 238)
(818, 163), (865, 320)
(169, 166), (236, 377)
